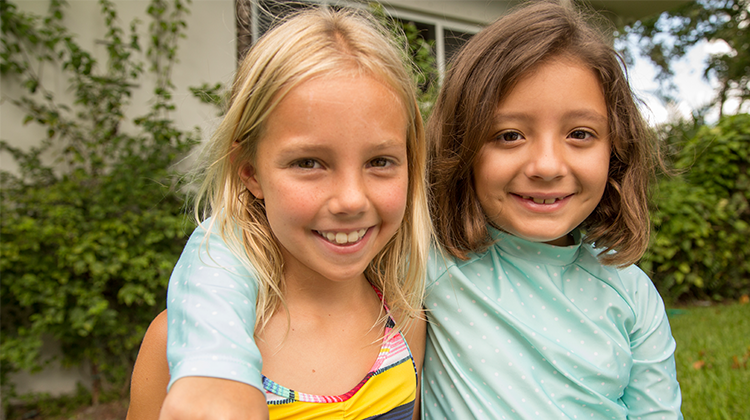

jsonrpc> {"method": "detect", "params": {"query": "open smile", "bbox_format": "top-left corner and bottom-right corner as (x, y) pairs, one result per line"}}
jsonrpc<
(315, 228), (368, 245)
(517, 194), (571, 204)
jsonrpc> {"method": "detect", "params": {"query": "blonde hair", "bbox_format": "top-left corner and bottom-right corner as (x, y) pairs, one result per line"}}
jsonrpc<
(194, 8), (430, 335)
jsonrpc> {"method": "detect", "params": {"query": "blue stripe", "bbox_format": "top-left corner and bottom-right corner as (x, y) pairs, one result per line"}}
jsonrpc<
(363, 400), (415, 420)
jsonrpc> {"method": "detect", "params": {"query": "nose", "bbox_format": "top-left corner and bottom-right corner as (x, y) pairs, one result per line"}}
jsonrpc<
(328, 169), (369, 216)
(524, 137), (567, 181)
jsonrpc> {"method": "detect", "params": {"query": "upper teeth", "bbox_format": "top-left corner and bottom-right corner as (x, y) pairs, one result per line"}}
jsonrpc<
(523, 196), (558, 204)
(318, 229), (367, 244)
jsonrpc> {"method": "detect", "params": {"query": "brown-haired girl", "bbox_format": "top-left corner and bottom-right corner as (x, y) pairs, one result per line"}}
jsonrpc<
(422, 1), (682, 418)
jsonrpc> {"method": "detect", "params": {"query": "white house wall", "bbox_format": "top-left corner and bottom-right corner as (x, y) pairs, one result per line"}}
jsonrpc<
(2, 0), (236, 398)
(1, 0), (236, 175)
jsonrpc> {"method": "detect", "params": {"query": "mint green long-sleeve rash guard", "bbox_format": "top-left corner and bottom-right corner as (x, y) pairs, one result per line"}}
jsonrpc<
(421, 227), (682, 419)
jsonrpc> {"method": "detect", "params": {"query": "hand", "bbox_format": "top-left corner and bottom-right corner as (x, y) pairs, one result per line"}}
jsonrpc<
(159, 377), (269, 420)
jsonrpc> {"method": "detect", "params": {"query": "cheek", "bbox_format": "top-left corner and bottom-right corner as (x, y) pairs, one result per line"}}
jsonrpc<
(473, 151), (509, 197)
(376, 176), (409, 225)
(591, 153), (611, 195)
(261, 180), (313, 225)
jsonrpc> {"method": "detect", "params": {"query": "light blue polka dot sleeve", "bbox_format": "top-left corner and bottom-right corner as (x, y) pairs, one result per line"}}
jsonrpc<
(166, 222), (263, 392)
(619, 265), (681, 419)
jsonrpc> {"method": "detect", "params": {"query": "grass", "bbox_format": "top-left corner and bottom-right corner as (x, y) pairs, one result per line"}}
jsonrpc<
(668, 301), (750, 420)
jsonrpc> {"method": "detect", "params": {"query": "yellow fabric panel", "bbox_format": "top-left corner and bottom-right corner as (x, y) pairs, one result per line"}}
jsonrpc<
(268, 361), (415, 419)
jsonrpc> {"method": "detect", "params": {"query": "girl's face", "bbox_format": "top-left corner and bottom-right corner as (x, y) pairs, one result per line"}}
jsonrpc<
(241, 73), (409, 285)
(473, 57), (610, 246)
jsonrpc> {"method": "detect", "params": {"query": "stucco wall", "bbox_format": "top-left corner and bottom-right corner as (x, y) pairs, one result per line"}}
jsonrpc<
(1, 0), (236, 174)
(1, 0), (235, 396)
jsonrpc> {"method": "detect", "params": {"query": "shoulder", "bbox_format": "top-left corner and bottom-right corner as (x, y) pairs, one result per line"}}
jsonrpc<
(167, 219), (261, 309)
(579, 243), (664, 321)
(395, 311), (426, 367)
(172, 219), (257, 280)
(136, 310), (169, 368)
(426, 243), (490, 288)
(426, 245), (453, 286)
(579, 243), (652, 289)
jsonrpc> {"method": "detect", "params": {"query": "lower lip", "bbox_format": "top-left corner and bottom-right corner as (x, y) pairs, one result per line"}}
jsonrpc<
(512, 194), (572, 212)
(315, 228), (371, 254)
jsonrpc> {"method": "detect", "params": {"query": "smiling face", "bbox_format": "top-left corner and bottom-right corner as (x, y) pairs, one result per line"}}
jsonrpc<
(240, 73), (409, 286)
(473, 56), (611, 246)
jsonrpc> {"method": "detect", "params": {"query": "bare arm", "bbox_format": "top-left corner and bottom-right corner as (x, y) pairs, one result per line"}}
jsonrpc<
(159, 377), (269, 420)
(127, 311), (170, 420)
(126, 310), (269, 420)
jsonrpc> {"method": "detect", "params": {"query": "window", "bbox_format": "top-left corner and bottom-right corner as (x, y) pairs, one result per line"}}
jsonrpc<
(235, 0), (480, 76)
(236, 0), (316, 60)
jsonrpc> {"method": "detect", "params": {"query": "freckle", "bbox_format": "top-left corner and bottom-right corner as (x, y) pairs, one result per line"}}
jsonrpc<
(312, 369), (316, 373)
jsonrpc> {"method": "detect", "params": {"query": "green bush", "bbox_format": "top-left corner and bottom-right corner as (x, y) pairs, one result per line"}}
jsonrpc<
(0, 2), (440, 409)
(0, 0), (197, 403)
(369, 2), (439, 120)
(642, 114), (750, 301)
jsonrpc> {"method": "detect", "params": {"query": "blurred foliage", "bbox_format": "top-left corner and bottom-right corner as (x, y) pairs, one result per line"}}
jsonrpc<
(642, 113), (750, 301)
(189, 82), (226, 114)
(0, 0), (197, 405)
(622, 0), (749, 116)
(369, 2), (439, 120)
(400, 19), (439, 119)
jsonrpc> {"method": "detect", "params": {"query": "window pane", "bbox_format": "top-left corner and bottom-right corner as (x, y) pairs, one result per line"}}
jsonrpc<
(444, 28), (473, 66)
(236, 0), (315, 59)
(257, 0), (315, 37)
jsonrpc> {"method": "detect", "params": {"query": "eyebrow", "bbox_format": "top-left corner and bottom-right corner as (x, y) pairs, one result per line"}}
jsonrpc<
(276, 137), (406, 155)
(562, 109), (608, 125)
(368, 137), (408, 151)
(493, 109), (608, 125)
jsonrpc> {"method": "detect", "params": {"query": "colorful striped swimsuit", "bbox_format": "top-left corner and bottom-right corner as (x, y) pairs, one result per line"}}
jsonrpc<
(262, 290), (417, 419)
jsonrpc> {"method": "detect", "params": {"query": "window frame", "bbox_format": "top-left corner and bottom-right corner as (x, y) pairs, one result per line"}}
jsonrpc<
(235, 0), (482, 77)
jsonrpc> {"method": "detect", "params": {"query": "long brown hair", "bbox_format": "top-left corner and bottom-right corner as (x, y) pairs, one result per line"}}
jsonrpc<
(428, 0), (656, 267)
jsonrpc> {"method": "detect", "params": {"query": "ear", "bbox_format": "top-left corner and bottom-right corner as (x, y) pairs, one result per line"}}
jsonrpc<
(239, 162), (264, 200)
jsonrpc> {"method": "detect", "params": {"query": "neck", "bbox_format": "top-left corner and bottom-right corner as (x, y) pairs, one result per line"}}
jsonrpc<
(282, 269), (373, 310)
(544, 233), (575, 247)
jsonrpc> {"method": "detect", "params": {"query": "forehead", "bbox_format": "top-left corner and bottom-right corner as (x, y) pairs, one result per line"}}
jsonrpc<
(256, 72), (409, 154)
(495, 57), (606, 119)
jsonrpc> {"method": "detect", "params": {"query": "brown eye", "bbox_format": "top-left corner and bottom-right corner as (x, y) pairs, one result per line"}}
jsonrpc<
(569, 130), (593, 140)
(294, 159), (320, 169)
(497, 131), (523, 142)
(370, 157), (390, 168)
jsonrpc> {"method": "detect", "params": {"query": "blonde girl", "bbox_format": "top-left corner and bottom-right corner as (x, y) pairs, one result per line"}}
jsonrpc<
(127, 7), (431, 420)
